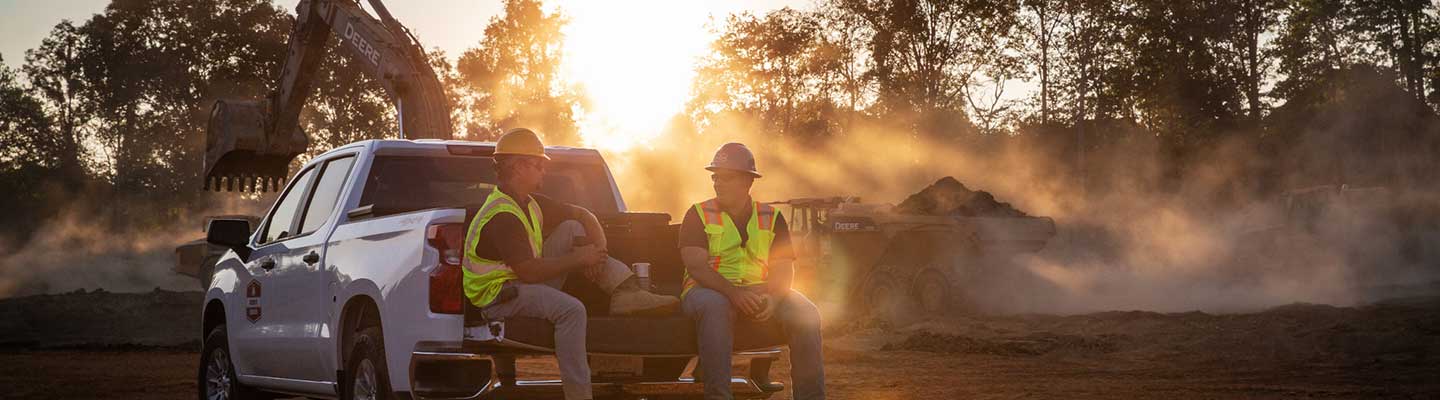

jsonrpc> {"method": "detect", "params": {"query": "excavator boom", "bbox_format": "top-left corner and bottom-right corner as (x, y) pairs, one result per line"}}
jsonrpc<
(204, 0), (451, 191)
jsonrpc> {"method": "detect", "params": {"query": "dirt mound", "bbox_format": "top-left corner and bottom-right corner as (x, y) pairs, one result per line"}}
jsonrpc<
(0, 288), (202, 349)
(894, 177), (1029, 217)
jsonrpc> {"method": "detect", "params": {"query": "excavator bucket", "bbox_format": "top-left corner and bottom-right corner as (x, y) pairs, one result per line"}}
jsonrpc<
(203, 99), (308, 192)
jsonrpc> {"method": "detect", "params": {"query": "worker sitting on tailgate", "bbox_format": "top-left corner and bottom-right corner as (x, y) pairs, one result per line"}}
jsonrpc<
(679, 142), (826, 400)
(464, 128), (681, 400)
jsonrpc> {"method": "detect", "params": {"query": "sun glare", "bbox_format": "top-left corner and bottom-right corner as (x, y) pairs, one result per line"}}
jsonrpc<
(557, 1), (713, 152)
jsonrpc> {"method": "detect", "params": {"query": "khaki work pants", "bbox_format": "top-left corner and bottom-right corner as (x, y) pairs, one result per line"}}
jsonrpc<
(479, 220), (632, 400)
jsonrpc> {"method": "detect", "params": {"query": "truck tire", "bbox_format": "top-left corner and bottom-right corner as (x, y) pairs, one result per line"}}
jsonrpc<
(861, 268), (909, 326)
(913, 267), (951, 316)
(343, 326), (393, 400)
(199, 324), (265, 400)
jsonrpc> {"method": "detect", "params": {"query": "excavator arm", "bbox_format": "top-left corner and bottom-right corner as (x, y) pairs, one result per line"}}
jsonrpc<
(204, 0), (451, 191)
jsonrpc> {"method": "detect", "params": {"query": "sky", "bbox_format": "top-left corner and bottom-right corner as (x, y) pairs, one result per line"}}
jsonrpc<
(1, 0), (813, 150)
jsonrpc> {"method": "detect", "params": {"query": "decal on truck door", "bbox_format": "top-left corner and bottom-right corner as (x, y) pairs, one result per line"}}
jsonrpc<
(246, 280), (263, 323)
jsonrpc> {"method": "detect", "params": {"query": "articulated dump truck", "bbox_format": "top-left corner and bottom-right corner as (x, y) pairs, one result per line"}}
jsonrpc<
(780, 177), (1057, 319)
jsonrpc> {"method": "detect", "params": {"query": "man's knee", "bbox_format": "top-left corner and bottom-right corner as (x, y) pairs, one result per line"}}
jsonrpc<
(683, 288), (732, 319)
(780, 291), (822, 330)
(556, 292), (586, 318)
(542, 220), (585, 256)
(555, 219), (583, 235)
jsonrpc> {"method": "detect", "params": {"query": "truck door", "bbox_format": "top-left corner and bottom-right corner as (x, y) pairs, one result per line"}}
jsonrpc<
(272, 154), (357, 383)
(234, 165), (319, 380)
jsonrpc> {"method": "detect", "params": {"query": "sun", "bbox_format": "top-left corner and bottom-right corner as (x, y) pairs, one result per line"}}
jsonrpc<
(556, 1), (713, 152)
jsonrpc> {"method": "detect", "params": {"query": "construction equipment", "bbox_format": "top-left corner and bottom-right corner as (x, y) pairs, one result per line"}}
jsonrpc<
(1232, 184), (1396, 277)
(778, 195), (1056, 318)
(203, 0), (452, 191)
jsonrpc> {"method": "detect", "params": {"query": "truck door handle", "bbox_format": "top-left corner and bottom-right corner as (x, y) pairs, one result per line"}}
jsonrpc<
(303, 251), (320, 265)
(260, 259), (276, 271)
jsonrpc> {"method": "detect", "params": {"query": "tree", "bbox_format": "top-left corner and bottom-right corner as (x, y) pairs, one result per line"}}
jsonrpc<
(688, 8), (844, 142)
(20, 22), (89, 186)
(0, 55), (62, 242)
(456, 0), (582, 144)
(1021, 0), (1062, 125)
(816, 2), (875, 132)
(1271, 0), (1365, 101)
(834, 0), (1023, 138)
(0, 54), (57, 171)
(1349, 0), (1436, 105)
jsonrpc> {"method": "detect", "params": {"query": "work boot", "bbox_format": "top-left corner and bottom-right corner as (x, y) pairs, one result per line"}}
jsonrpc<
(609, 278), (679, 315)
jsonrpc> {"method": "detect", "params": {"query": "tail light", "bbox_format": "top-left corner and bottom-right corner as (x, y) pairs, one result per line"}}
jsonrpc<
(426, 223), (466, 314)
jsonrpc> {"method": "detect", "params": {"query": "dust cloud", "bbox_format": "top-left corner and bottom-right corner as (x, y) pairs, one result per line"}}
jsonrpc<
(601, 108), (1440, 314)
(0, 195), (272, 298)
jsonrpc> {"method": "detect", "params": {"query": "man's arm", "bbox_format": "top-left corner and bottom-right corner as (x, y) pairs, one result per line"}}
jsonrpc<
(678, 208), (764, 315)
(532, 193), (607, 252)
(478, 213), (604, 283)
(683, 246), (764, 316)
(571, 205), (607, 251)
(765, 214), (795, 296)
(766, 259), (793, 296)
(510, 248), (601, 283)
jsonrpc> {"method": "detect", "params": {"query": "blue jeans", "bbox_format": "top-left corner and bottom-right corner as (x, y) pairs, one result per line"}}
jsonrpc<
(682, 287), (826, 400)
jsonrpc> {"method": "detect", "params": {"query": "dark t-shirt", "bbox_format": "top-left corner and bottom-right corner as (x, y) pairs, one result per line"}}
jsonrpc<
(677, 202), (793, 261)
(472, 192), (578, 266)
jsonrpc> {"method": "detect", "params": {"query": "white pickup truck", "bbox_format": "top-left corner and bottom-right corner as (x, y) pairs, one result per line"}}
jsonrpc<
(196, 139), (787, 400)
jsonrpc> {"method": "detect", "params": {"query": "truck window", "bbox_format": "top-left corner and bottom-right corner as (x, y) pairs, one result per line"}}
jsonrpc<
(358, 156), (619, 217)
(298, 156), (357, 235)
(261, 166), (319, 244)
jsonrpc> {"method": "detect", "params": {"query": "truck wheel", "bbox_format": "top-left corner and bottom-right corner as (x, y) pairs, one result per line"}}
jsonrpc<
(862, 270), (908, 325)
(914, 268), (951, 316)
(343, 326), (392, 400)
(199, 325), (264, 400)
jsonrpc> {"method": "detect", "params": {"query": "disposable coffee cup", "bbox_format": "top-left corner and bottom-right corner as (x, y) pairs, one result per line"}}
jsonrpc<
(632, 263), (652, 291)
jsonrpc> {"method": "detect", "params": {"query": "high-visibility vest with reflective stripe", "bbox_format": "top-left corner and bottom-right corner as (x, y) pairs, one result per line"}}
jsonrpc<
(463, 189), (544, 307)
(682, 199), (778, 297)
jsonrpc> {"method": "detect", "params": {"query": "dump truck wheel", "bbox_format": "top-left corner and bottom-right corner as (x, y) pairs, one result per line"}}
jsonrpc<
(862, 269), (909, 325)
(914, 268), (951, 315)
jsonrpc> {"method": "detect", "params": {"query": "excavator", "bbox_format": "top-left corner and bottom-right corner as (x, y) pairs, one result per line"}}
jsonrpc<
(202, 0), (450, 192)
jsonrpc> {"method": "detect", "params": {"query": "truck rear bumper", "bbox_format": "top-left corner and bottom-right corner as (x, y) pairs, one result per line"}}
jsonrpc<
(410, 341), (783, 400)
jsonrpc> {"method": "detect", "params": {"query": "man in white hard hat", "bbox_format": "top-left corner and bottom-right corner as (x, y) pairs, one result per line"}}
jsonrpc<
(678, 142), (826, 400)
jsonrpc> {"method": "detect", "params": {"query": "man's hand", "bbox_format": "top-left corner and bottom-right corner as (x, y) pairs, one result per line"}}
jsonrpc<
(751, 293), (776, 321)
(572, 244), (605, 269)
(726, 287), (766, 317)
(582, 255), (606, 281)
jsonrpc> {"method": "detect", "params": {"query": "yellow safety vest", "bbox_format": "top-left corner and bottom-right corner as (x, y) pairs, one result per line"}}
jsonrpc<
(463, 190), (544, 307)
(682, 199), (778, 297)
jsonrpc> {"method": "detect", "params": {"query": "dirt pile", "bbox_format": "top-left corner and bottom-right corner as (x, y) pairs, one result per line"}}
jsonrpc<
(0, 288), (202, 349)
(894, 177), (1029, 217)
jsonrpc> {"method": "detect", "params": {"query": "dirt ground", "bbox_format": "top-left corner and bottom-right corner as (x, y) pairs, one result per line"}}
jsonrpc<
(4, 296), (1438, 399)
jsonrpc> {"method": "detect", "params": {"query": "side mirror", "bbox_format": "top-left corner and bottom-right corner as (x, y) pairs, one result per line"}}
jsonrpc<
(207, 219), (253, 260)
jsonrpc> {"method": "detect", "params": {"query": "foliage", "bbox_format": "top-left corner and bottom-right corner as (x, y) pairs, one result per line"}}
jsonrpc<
(454, 0), (582, 144)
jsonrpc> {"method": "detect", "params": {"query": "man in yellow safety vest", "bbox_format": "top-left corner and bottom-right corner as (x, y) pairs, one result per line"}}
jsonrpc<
(678, 142), (826, 400)
(464, 128), (680, 400)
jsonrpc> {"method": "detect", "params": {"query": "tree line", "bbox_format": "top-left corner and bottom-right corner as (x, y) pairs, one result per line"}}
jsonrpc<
(3, 0), (1439, 244)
